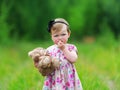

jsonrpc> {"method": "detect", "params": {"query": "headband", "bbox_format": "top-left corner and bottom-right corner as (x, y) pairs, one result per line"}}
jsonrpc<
(47, 19), (69, 33)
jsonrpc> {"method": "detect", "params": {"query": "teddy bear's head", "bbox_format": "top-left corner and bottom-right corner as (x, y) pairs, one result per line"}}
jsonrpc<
(28, 47), (47, 68)
(28, 47), (47, 59)
(28, 47), (60, 76)
(38, 56), (52, 69)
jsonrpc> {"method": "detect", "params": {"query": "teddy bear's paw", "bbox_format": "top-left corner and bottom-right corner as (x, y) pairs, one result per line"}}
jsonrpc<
(51, 58), (60, 68)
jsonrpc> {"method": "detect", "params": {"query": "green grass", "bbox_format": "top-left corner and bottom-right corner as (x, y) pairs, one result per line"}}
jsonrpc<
(0, 41), (120, 90)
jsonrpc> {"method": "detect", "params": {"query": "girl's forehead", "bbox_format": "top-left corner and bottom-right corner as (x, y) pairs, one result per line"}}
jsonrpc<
(61, 24), (67, 31)
(51, 24), (68, 34)
(52, 29), (67, 35)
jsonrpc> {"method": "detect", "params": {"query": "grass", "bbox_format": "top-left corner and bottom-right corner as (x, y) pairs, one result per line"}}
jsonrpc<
(0, 41), (120, 90)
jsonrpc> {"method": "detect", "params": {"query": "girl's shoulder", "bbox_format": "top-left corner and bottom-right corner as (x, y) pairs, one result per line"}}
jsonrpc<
(46, 44), (77, 52)
(66, 43), (78, 51)
(67, 43), (76, 47)
(46, 45), (57, 51)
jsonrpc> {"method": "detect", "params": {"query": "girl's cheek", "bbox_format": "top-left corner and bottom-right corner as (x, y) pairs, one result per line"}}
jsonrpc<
(54, 40), (58, 44)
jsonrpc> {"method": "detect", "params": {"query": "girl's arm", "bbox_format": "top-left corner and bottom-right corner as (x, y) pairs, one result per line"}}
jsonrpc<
(62, 46), (78, 63)
(57, 41), (78, 63)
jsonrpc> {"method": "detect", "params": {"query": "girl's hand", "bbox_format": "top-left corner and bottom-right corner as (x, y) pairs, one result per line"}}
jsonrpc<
(57, 41), (65, 50)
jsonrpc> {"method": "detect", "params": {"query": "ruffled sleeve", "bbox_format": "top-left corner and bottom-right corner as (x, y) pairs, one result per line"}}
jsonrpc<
(68, 44), (78, 54)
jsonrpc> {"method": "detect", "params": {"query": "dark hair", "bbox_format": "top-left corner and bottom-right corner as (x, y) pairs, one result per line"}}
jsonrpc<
(47, 18), (69, 33)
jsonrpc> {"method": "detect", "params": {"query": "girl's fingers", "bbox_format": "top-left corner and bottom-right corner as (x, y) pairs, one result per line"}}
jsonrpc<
(57, 41), (65, 50)
(58, 41), (63, 46)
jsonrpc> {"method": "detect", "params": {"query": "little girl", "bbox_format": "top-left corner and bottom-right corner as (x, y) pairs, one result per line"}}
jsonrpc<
(43, 18), (83, 90)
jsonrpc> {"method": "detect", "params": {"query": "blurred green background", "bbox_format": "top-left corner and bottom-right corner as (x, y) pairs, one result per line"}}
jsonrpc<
(0, 0), (120, 90)
(0, 0), (120, 43)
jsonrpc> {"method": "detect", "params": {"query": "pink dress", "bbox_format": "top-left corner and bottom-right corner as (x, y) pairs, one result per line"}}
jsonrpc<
(42, 44), (83, 90)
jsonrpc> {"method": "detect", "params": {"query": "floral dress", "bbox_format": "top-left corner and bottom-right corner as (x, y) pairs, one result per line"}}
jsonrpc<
(42, 44), (83, 90)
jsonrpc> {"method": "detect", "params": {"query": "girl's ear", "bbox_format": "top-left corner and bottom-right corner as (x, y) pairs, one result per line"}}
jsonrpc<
(68, 31), (71, 38)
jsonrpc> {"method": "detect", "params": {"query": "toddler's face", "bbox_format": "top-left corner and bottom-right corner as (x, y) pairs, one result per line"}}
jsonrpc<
(51, 24), (70, 45)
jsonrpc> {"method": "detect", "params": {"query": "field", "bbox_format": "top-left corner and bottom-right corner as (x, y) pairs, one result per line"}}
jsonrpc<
(0, 41), (120, 90)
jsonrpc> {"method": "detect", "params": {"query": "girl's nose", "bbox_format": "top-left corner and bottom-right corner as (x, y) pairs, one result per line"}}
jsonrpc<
(58, 36), (62, 40)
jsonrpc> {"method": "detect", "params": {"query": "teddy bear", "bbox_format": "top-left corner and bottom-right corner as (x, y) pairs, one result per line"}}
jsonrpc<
(28, 47), (60, 76)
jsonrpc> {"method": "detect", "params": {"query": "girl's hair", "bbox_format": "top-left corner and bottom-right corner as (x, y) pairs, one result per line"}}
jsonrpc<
(47, 18), (70, 33)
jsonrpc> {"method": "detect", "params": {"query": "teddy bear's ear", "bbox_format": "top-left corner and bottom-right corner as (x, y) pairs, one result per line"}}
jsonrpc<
(28, 51), (32, 56)
(45, 51), (50, 56)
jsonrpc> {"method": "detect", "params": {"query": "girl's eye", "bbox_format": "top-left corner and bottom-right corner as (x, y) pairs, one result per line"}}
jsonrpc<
(61, 34), (66, 36)
(54, 35), (58, 37)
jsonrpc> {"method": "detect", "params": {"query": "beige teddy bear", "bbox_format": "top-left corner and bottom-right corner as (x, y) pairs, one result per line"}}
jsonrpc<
(28, 47), (60, 76)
